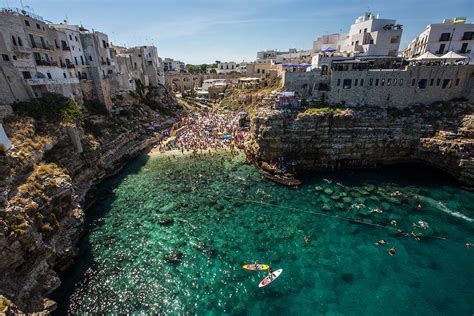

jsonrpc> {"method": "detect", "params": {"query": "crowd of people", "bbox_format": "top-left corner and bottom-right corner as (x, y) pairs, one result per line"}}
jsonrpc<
(156, 109), (248, 155)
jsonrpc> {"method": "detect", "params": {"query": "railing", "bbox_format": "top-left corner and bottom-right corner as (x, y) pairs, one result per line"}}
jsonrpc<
(62, 46), (71, 51)
(11, 45), (31, 53)
(27, 77), (80, 85)
(35, 60), (58, 67)
(66, 64), (75, 69)
(457, 49), (471, 54)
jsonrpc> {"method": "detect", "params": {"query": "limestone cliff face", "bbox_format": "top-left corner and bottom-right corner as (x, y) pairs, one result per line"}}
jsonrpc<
(0, 86), (179, 313)
(246, 103), (474, 186)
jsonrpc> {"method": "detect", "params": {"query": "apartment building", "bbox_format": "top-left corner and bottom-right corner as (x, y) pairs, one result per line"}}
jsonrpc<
(216, 61), (238, 74)
(0, 8), (164, 109)
(404, 17), (474, 61)
(163, 58), (185, 72)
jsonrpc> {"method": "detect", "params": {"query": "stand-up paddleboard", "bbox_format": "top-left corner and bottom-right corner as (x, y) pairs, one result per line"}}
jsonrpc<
(259, 269), (283, 287)
(243, 264), (269, 271)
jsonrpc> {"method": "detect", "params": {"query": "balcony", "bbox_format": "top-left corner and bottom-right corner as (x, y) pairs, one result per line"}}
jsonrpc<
(31, 42), (54, 50)
(66, 64), (75, 69)
(62, 46), (71, 51)
(457, 49), (471, 54)
(11, 45), (31, 53)
(35, 60), (58, 67)
(27, 77), (80, 85)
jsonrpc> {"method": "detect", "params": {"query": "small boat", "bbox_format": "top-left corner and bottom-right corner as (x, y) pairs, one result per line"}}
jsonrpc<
(260, 170), (302, 186)
(242, 264), (269, 271)
(259, 269), (283, 288)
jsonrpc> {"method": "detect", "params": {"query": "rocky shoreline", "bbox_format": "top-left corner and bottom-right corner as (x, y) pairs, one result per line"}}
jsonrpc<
(0, 86), (180, 313)
(245, 103), (474, 187)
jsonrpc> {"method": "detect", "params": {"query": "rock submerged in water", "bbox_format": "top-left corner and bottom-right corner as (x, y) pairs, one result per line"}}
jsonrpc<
(159, 216), (174, 226)
(164, 250), (184, 263)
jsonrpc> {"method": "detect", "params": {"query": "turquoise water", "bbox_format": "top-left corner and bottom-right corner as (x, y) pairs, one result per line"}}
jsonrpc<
(53, 152), (474, 315)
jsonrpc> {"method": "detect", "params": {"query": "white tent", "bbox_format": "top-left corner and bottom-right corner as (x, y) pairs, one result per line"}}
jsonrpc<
(440, 51), (468, 60)
(414, 51), (440, 61)
(0, 123), (12, 151)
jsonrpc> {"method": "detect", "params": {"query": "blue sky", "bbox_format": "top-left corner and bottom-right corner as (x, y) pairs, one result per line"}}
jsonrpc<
(7, 0), (473, 64)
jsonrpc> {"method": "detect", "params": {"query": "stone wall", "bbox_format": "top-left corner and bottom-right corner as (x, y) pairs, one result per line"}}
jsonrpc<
(0, 64), (33, 104)
(283, 71), (330, 98)
(246, 103), (474, 186)
(328, 65), (474, 106)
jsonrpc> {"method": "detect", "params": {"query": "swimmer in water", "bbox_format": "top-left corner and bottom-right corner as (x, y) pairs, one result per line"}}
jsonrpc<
(377, 240), (387, 246)
(388, 247), (396, 256)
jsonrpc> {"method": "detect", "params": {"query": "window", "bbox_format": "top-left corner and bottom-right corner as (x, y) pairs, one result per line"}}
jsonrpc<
(354, 79), (358, 86)
(455, 78), (460, 86)
(439, 33), (450, 41)
(393, 79), (397, 85)
(343, 79), (351, 89)
(89, 56), (93, 61)
(390, 36), (400, 44)
(399, 79), (403, 86)
(102, 40), (107, 48)
(262, 69), (265, 74)
(29, 34), (36, 47)
(12, 55), (17, 60)
(375, 79), (379, 86)
(460, 43), (468, 54)
(462, 32), (474, 41)
(430, 79), (434, 86)
(369, 39), (374, 44)
(69, 34), (73, 40)
(18, 37), (22, 46)
(63, 72), (67, 78)
(74, 57), (78, 65)
(442, 79), (452, 89)
(381, 79), (385, 86)
(54, 39), (59, 48)
(437, 78), (441, 86)
(387, 79), (391, 86)
(47, 72), (52, 79)
(411, 78), (416, 86)
(36, 23), (40, 29)
(337, 79), (341, 86)
(359, 29), (362, 33)
(2, 54), (10, 61)
(80, 56), (84, 65)
(75, 36), (78, 42)
(257, 69), (260, 74)
(364, 28), (367, 33)
(24, 20), (30, 26)
(369, 78), (373, 86)
(360, 79), (364, 86)
(438, 43), (446, 54)
(22, 71), (31, 79)
(417, 79), (427, 89)
(11, 36), (17, 46)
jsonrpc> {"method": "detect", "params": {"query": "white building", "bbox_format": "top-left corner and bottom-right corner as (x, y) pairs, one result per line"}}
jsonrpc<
(313, 34), (347, 52)
(163, 58), (185, 72)
(339, 12), (403, 56)
(216, 61), (237, 73)
(404, 17), (474, 61)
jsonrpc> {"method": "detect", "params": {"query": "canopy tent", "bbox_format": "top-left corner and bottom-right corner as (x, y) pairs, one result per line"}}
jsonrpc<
(414, 51), (439, 61)
(440, 51), (468, 60)
(282, 63), (312, 68)
(238, 111), (248, 115)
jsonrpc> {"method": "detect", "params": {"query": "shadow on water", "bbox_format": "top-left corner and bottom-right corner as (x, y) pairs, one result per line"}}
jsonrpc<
(51, 154), (150, 315)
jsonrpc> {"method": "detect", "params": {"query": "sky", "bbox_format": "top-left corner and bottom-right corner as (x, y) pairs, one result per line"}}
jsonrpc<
(5, 0), (473, 64)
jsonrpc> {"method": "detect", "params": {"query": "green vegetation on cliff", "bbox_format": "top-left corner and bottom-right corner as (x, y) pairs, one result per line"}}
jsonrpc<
(13, 93), (83, 123)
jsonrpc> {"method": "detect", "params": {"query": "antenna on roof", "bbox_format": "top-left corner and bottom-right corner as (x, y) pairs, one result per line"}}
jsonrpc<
(19, 0), (24, 9)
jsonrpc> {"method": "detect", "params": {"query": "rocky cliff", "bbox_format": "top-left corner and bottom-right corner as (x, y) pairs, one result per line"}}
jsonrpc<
(0, 85), (179, 313)
(246, 103), (474, 186)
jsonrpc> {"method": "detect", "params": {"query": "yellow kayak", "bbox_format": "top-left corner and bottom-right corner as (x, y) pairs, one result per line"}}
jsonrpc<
(243, 264), (269, 271)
